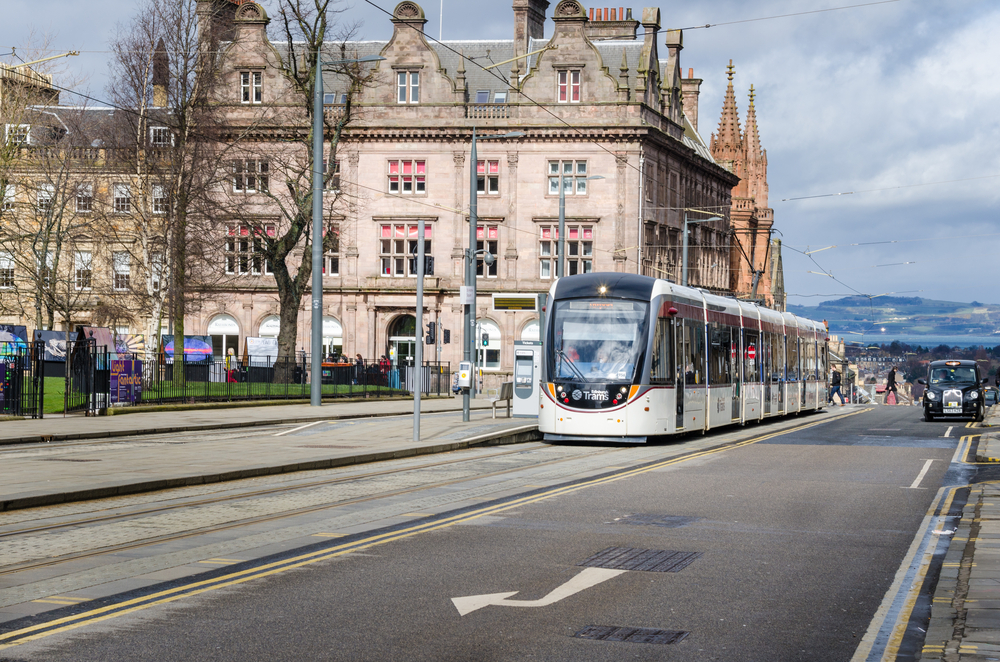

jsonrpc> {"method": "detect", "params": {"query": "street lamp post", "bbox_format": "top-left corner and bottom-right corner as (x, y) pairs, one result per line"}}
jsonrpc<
(681, 210), (723, 287)
(463, 129), (523, 421)
(557, 174), (603, 278)
(310, 55), (384, 407)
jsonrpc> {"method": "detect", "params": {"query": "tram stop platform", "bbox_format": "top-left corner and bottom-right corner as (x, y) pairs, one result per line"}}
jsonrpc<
(0, 397), (539, 512)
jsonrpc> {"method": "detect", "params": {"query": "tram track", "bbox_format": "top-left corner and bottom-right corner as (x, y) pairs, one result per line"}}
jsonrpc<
(0, 441), (630, 577)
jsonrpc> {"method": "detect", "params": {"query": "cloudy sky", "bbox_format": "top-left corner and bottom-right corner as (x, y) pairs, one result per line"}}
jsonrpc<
(3, 0), (998, 306)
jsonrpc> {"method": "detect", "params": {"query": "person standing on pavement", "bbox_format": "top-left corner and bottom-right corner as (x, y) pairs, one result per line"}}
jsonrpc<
(829, 368), (847, 405)
(911, 378), (925, 406)
(885, 365), (898, 405)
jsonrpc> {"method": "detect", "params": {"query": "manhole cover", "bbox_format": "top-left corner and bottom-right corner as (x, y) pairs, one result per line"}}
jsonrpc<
(574, 625), (689, 645)
(579, 547), (702, 573)
(614, 514), (700, 528)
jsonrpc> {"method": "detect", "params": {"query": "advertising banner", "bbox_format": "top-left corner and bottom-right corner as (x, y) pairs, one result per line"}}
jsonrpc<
(34, 330), (67, 362)
(160, 335), (214, 363)
(244, 337), (278, 366)
(110, 360), (142, 404)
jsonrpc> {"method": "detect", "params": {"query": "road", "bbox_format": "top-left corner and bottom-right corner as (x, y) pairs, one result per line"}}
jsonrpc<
(0, 405), (983, 661)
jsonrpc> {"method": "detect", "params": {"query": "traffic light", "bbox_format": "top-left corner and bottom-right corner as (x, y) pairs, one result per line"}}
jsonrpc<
(443, 329), (450, 344)
(408, 256), (434, 276)
(481, 333), (489, 347)
(426, 322), (435, 345)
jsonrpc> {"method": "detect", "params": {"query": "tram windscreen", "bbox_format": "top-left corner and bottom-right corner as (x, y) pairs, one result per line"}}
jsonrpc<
(549, 299), (648, 383)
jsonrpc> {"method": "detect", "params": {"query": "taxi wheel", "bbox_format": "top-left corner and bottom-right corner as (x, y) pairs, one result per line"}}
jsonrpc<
(976, 406), (985, 423)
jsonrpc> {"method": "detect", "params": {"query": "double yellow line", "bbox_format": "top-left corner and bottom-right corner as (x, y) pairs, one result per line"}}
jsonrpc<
(0, 407), (869, 650)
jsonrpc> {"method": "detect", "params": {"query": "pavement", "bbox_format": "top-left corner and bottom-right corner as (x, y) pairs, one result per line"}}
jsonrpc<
(0, 397), (539, 512)
(922, 405), (1000, 661)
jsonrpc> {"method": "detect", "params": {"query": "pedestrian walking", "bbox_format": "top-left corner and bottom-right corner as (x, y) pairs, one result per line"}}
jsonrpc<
(829, 368), (847, 405)
(354, 353), (364, 385)
(225, 347), (238, 383)
(885, 365), (898, 405)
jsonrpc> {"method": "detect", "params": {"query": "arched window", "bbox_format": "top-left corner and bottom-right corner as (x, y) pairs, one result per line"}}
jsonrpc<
(258, 315), (280, 339)
(476, 319), (501, 370)
(520, 319), (540, 342)
(323, 317), (343, 359)
(207, 314), (240, 358)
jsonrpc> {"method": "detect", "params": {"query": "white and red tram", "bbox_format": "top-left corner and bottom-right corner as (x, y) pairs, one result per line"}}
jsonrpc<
(539, 273), (829, 442)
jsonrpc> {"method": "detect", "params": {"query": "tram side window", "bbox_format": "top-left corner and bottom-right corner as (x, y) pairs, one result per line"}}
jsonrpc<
(709, 323), (732, 385)
(768, 332), (783, 382)
(744, 330), (760, 383)
(786, 335), (800, 381)
(651, 317), (672, 383)
(683, 319), (704, 385)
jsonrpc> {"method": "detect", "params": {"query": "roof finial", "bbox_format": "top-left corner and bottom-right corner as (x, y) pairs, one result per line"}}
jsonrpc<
(749, 84), (755, 107)
(726, 59), (735, 81)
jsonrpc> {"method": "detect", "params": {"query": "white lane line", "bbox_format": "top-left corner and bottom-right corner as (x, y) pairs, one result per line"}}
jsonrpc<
(905, 459), (935, 490)
(273, 420), (325, 437)
(943, 426), (953, 438)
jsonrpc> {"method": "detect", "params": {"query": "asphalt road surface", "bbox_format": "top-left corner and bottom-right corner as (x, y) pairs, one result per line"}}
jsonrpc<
(0, 405), (980, 661)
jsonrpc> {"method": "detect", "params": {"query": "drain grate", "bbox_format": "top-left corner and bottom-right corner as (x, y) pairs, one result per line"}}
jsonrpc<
(574, 625), (689, 645)
(579, 547), (702, 573)
(614, 514), (700, 528)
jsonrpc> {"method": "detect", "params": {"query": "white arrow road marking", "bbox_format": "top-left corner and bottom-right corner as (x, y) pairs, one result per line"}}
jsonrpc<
(451, 567), (626, 616)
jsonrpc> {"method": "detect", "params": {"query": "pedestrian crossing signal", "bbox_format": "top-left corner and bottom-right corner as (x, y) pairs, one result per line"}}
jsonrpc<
(481, 333), (489, 347)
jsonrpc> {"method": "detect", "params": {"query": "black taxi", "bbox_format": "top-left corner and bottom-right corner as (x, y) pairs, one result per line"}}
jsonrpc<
(918, 359), (988, 422)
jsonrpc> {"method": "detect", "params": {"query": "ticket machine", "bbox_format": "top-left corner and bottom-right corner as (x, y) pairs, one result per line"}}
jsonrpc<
(512, 341), (541, 418)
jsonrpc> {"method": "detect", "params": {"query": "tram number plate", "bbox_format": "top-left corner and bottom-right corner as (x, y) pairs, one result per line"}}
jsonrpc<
(943, 407), (962, 414)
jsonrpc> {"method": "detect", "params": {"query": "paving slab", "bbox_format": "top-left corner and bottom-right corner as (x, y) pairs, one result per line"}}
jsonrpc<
(0, 400), (538, 512)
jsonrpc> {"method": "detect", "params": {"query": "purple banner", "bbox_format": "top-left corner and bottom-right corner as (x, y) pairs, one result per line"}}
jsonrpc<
(110, 360), (142, 404)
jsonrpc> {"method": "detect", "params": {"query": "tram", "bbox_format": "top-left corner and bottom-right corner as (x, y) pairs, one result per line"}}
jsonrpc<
(539, 273), (829, 442)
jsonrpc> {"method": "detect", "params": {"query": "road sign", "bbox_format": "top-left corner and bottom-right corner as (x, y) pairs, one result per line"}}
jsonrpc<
(747, 344), (756, 360)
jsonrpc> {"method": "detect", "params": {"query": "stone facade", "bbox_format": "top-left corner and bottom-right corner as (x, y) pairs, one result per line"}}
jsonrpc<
(2, 0), (774, 392)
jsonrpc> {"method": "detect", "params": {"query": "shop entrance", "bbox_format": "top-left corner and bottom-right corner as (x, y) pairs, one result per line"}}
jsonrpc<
(387, 315), (416, 367)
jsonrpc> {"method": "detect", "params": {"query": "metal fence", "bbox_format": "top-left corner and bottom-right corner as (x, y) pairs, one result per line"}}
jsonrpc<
(0, 341), (44, 418)
(133, 357), (450, 406)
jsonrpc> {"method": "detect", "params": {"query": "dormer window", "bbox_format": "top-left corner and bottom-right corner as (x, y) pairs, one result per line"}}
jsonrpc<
(397, 71), (419, 104)
(5, 124), (30, 146)
(240, 71), (262, 104)
(493, 91), (508, 104)
(557, 70), (581, 103)
(150, 126), (173, 146)
(475, 90), (490, 104)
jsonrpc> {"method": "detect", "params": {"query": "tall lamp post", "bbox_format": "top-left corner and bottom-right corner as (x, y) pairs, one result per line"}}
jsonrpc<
(310, 54), (384, 406)
(681, 210), (722, 287)
(556, 174), (603, 278)
(463, 129), (523, 421)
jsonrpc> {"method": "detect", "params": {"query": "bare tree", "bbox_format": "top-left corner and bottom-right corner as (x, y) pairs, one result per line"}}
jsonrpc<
(106, 0), (229, 383)
(217, 0), (373, 378)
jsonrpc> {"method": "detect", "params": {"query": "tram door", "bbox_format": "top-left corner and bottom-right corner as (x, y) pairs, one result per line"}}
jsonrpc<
(674, 317), (686, 430)
(762, 332), (772, 415)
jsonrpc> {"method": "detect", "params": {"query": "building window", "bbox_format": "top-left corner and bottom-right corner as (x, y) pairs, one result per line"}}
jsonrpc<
(397, 71), (419, 103)
(493, 91), (508, 104)
(387, 159), (425, 195)
(323, 223), (340, 276)
(477, 160), (499, 195)
(240, 71), (262, 104)
(5, 124), (29, 146)
(150, 126), (173, 146)
(2, 184), (15, 211)
(113, 252), (131, 291)
(547, 160), (589, 195)
(476, 319), (501, 370)
(475, 90), (490, 104)
(557, 70), (581, 103)
(37, 184), (54, 213)
(152, 185), (169, 214)
(233, 160), (269, 192)
(326, 160), (341, 192)
(476, 225), (498, 278)
(539, 224), (593, 278)
(76, 183), (93, 213)
(379, 223), (431, 277)
(39, 253), (53, 288)
(225, 224), (273, 275)
(75, 251), (92, 290)
(113, 183), (132, 213)
(0, 253), (13, 288)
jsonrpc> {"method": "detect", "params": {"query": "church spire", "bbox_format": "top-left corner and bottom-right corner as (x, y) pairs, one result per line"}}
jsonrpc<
(710, 59), (743, 175)
(743, 84), (768, 208)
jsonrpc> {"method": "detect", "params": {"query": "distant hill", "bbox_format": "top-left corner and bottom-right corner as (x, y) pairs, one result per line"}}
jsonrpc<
(786, 296), (1000, 337)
